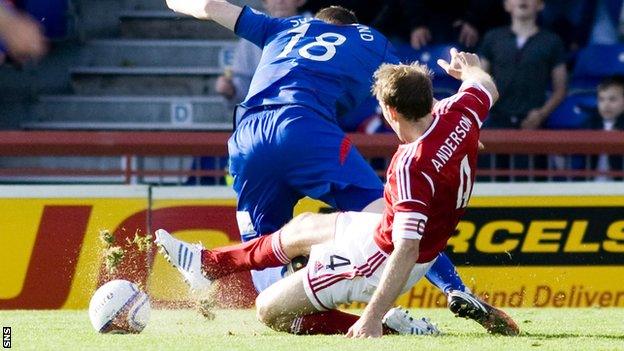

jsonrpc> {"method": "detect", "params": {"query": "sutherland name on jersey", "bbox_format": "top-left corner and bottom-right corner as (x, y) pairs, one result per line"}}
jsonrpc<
(432, 115), (473, 173)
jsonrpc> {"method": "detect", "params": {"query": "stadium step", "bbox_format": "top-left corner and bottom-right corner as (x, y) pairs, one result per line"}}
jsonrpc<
(70, 66), (223, 95)
(25, 95), (231, 130)
(124, 0), (169, 11)
(119, 11), (237, 40)
(80, 40), (238, 68)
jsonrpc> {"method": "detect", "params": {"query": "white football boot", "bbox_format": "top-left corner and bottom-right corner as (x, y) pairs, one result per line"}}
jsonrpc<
(154, 229), (212, 292)
(382, 307), (440, 335)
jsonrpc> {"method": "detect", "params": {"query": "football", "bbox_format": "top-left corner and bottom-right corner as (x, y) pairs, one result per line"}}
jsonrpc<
(88, 280), (151, 334)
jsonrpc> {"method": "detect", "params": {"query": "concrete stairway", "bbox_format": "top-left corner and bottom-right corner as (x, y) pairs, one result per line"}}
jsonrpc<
(25, 95), (229, 129)
(119, 11), (237, 40)
(0, 0), (271, 184)
(21, 0), (264, 130)
(80, 39), (235, 67)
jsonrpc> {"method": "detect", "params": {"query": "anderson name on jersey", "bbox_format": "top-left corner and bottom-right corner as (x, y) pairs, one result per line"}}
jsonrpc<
(374, 81), (493, 263)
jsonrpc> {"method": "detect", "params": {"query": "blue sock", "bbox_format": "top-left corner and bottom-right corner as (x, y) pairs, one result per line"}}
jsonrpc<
(425, 252), (466, 294)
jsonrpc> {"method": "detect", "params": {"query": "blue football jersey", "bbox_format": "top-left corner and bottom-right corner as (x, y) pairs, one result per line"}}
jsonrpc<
(235, 6), (399, 122)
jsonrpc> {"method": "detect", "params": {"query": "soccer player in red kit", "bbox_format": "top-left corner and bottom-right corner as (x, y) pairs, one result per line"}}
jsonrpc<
(156, 48), (519, 337)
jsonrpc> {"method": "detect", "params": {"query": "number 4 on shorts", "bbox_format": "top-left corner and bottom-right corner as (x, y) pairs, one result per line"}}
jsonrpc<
(326, 255), (351, 270)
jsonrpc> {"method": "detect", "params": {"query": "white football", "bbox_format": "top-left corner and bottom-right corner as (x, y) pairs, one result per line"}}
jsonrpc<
(88, 280), (150, 334)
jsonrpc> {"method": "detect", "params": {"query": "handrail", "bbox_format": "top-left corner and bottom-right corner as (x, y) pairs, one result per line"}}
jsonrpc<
(3, 130), (624, 156)
(2, 130), (623, 183)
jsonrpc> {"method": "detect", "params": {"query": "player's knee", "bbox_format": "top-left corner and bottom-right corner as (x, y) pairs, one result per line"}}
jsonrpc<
(255, 294), (274, 326)
(292, 212), (315, 227)
(256, 294), (292, 332)
(292, 211), (330, 235)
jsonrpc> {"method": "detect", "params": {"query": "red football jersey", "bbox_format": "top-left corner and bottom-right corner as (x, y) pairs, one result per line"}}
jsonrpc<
(374, 81), (493, 263)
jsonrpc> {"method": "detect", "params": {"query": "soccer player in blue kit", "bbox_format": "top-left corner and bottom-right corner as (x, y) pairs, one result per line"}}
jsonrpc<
(164, 0), (514, 334)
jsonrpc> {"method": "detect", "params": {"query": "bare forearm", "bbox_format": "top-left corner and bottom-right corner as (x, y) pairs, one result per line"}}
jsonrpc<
(205, 0), (242, 30)
(361, 243), (418, 321)
(165, 0), (241, 30)
(540, 65), (568, 117)
(539, 87), (566, 117)
(461, 66), (499, 104)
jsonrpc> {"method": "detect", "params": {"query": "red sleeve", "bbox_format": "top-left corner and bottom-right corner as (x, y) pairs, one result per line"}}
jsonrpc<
(433, 80), (493, 128)
(392, 161), (435, 242)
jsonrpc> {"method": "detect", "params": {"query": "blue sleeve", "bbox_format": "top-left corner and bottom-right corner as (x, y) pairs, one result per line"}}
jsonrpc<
(234, 6), (289, 48)
(383, 41), (401, 64)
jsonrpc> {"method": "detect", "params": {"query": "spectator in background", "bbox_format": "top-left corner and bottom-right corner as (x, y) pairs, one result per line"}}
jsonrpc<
(585, 76), (624, 181)
(373, 0), (507, 49)
(215, 0), (306, 110)
(480, 0), (567, 129)
(0, 0), (46, 64)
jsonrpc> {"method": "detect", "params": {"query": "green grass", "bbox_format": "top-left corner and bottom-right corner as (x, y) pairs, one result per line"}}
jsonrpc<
(1, 309), (624, 350)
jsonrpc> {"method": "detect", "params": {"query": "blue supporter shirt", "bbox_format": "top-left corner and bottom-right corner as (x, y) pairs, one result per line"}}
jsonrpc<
(234, 6), (399, 123)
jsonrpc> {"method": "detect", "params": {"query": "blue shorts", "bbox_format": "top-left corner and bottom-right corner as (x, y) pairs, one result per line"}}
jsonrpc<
(228, 105), (383, 291)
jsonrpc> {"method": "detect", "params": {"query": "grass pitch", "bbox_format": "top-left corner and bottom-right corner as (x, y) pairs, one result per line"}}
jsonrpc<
(1, 308), (623, 351)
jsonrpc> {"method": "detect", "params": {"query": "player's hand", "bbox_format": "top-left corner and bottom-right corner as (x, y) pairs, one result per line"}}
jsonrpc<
(437, 48), (481, 80)
(410, 27), (431, 50)
(215, 75), (235, 99)
(520, 109), (545, 129)
(456, 21), (479, 48)
(346, 316), (383, 338)
(0, 12), (47, 63)
(437, 48), (463, 80)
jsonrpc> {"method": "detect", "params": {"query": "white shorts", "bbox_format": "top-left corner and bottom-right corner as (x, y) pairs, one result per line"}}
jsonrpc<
(302, 211), (436, 311)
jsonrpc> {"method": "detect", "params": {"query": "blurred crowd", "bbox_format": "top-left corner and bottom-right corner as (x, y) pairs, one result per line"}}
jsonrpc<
(2, 0), (624, 181)
(220, 0), (624, 131)
(215, 0), (624, 180)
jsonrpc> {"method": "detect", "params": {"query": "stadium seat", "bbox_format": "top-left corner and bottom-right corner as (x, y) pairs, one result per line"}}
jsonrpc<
(571, 44), (624, 92)
(546, 93), (597, 129)
(394, 43), (461, 96)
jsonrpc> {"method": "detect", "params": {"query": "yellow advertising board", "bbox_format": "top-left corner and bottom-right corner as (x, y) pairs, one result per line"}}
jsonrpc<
(0, 186), (149, 309)
(0, 184), (623, 309)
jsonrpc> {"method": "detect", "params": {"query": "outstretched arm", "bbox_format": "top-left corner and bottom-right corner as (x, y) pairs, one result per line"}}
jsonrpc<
(346, 238), (420, 338)
(165, 0), (242, 31)
(438, 48), (499, 105)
